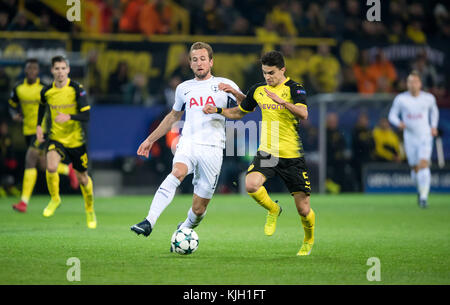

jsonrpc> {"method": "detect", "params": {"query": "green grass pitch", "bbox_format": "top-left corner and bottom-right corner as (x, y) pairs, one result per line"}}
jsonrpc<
(1, 193), (449, 284)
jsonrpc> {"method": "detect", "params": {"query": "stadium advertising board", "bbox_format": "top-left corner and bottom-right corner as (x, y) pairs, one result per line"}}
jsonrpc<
(364, 164), (450, 193)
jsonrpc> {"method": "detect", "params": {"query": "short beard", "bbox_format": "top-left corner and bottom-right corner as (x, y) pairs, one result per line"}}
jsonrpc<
(194, 69), (210, 80)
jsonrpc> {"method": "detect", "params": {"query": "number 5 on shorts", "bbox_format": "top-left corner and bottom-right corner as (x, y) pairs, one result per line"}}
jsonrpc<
(80, 153), (88, 169)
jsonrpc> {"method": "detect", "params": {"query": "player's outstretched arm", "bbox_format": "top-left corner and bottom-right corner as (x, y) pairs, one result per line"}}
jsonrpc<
(203, 105), (246, 120)
(137, 109), (184, 158)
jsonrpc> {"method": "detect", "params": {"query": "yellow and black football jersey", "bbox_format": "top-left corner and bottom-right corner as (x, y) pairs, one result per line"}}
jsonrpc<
(8, 78), (48, 136)
(40, 78), (90, 148)
(239, 77), (307, 158)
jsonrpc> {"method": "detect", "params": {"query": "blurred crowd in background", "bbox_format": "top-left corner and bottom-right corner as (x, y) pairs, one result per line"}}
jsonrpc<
(1, 0), (449, 41)
(1, 0), (449, 104)
(1, 0), (449, 195)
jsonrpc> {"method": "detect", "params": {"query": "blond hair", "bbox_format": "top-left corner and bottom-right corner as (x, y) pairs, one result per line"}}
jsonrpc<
(189, 42), (213, 60)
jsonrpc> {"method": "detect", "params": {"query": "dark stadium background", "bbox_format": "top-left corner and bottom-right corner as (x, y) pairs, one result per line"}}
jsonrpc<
(1, 0), (449, 197)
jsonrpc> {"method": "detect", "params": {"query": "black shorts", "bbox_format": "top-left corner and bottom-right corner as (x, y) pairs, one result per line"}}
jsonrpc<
(47, 140), (89, 172)
(25, 135), (46, 150)
(247, 150), (311, 195)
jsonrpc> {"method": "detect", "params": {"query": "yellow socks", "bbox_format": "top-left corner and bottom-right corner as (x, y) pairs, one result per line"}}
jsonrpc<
(249, 185), (315, 249)
(301, 209), (315, 244)
(248, 186), (281, 236)
(57, 163), (69, 176)
(248, 186), (279, 213)
(81, 176), (96, 228)
(21, 168), (37, 204)
(21, 165), (67, 204)
(46, 170), (60, 203)
(80, 176), (94, 212)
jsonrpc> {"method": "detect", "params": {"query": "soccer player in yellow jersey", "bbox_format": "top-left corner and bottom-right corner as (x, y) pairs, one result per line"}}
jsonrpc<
(204, 51), (315, 256)
(9, 58), (78, 213)
(36, 56), (96, 229)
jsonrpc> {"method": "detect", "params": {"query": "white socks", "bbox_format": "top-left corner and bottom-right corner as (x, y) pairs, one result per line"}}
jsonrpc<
(417, 168), (431, 201)
(180, 207), (207, 229)
(146, 174), (181, 227)
(144, 173), (208, 230)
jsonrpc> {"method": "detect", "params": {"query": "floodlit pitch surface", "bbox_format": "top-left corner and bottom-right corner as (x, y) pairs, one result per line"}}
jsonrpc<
(1, 194), (449, 284)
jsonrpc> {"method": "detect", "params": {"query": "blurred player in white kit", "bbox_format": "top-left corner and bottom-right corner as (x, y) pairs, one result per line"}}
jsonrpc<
(131, 42), (242, 237)
(388, 71), (439, 208)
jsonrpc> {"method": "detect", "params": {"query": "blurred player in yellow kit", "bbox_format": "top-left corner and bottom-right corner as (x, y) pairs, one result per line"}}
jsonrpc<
(9, 58), (79, 213)
(36, 56), (96, 228)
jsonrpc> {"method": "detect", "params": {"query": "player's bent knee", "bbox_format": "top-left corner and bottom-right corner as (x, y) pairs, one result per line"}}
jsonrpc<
(74, 170), (89, 185)
(245, 172), (265, 193)
(295, 201), (310, 217)
(245, 182), (261, 194)
(46, 163), (59, 173)
(297, 205), (310, 217)
(25, 148), (40, 168)
(245, 178), (263, 193)
(46, 168), (58, 174)
(172, 173), (186, 182)
(294, 193), (310, 216)
(418, 160), (429, 169)
(171, 167), (187, 182)
(25, 160), (37, 169)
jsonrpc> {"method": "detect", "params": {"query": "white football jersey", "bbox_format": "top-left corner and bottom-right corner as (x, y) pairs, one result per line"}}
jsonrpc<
(388, 91), (439, 142)
(173, 76), (241, 148)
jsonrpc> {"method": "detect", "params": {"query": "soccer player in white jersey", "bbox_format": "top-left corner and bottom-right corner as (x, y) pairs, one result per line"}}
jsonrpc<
(388, 71), (439, 208)
(131, 42), (242, 237)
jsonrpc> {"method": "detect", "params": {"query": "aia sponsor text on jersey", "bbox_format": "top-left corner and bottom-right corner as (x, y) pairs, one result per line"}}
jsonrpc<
(407, 113), (423, 120)
(189, 96), (216, 108)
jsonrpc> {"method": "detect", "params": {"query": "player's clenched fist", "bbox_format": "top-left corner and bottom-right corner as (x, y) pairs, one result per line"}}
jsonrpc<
(137, 138), (154, 158)
(203, 104), (217, 114)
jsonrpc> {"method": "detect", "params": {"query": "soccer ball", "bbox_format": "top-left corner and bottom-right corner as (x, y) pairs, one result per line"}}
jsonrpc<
(171, 228), (199, 255)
